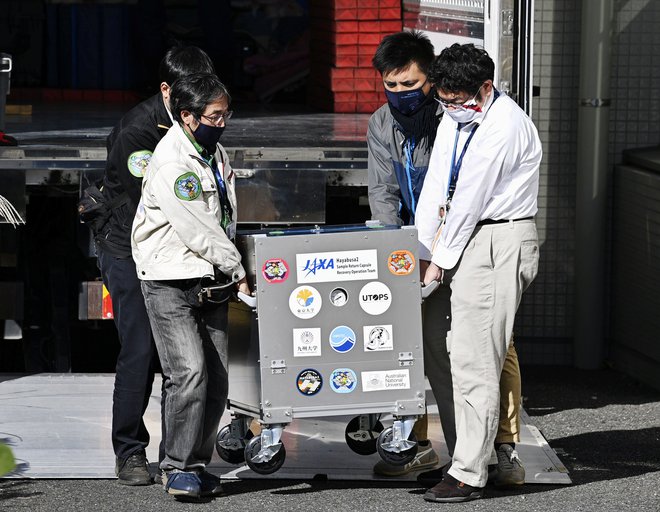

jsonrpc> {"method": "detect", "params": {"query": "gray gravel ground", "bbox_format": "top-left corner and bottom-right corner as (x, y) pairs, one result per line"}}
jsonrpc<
(1, 366), (659, 512)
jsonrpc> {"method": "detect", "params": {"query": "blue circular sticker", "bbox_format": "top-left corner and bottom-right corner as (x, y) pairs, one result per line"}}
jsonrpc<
(330, 368), (357, 394)
(329, 325), (356, 353)
(296, 369), (322, 396)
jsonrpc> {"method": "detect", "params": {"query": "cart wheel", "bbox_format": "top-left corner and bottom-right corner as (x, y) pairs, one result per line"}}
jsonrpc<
(344, 416), (384, 455)
(215, 425), (254, 464)
(244, 435), (286, 475)
(376, 427), (418, 466)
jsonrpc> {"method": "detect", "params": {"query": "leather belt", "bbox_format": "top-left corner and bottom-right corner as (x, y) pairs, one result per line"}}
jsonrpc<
(476, 216), (533, 226)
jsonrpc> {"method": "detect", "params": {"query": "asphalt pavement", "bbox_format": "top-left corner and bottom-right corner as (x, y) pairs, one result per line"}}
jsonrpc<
(1, 366), (659, 512)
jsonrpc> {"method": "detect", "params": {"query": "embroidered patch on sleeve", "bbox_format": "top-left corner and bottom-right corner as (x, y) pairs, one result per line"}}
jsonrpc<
(127, 150), (153, 178)
(174, 172), (202, 201)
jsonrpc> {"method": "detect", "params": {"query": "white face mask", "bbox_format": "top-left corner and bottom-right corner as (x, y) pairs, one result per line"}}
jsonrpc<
(436, 85), (485, 124)
(444, 107), (482, 124)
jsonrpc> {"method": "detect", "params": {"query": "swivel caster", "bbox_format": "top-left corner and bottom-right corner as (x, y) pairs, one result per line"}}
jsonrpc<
(376, 426), (418, 466)
(215, 424), (254, 464)
(244, 435), (286, 475)
(344, 415), (384, 455)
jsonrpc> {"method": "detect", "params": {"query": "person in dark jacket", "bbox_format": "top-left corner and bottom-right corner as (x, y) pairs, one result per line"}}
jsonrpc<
(95, 46), (216, 486)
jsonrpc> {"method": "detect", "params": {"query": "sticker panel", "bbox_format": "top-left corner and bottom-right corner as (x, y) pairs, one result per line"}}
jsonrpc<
(361, 369), (410, 392)
(293, 328), (322, 357)
(296, 249), (378, 284)
(358, 281), (392, 316)
(363, 325), (394, 351)
(296, 369), (322, 396)
(329, 368), (358, 394)
(288, 286), (322, 319)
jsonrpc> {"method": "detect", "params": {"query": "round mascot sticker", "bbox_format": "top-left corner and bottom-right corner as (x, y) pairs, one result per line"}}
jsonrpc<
(330, 368), (357, 394)
(296, 369), (323, 396)
(388, 250), (416, 276)
(262, 258), (289, 283)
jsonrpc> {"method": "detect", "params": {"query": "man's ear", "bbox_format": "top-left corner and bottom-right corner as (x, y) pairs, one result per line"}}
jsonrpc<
(160, 82), (170, 101)
(180, 110), (194, 126)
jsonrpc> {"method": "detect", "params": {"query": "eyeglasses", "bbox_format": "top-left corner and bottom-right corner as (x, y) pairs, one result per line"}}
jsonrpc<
(200, 110), (233, 124)
(435, 85), (484, 110)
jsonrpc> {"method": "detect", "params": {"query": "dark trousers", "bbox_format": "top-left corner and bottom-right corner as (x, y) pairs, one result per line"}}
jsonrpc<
(97, 246), (163, 460)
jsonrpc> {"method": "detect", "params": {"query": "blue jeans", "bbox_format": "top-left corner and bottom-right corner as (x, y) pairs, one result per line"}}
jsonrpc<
(141, 278), (229, 472)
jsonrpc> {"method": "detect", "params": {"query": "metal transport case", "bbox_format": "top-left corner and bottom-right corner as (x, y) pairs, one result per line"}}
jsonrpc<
(218, 223), (428, 474)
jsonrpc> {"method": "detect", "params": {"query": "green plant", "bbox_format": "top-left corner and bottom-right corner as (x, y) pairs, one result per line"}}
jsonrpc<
(0, 443), (16, 476)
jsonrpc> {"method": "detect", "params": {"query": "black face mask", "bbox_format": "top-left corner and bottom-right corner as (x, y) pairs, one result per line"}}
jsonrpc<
(193, 122), (225, 148)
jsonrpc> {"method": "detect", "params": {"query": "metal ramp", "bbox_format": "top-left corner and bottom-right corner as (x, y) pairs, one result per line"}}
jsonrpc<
(0, 373), (570, 484)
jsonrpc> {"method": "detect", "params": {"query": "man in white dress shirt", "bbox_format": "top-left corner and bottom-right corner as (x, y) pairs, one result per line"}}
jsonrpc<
(415, 44), (541, 503)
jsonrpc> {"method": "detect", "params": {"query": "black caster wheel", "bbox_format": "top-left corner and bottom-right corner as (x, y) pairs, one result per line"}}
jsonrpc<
(376, 427), (418, 466)
(244, 435), (286, 475)
(344, 415), (384, 455)
(215, 425), (254, 464)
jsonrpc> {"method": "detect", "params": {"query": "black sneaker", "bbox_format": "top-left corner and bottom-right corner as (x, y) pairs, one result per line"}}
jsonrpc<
(417, 462), (451, 487)
(423, 474), (484, 503)
(492, 444), (525, 487)
(115, 451), (152, 486)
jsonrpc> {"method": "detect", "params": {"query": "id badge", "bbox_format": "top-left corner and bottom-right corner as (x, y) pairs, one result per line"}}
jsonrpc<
(226, 221), (236, 241)
(432, 203), (448, 252)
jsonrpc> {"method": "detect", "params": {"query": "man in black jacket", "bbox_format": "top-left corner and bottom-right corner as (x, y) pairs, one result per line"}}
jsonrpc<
(96, 46), (216, 486)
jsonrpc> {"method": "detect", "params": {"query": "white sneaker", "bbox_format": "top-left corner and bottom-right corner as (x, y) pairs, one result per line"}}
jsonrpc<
(373, 442), (440, 477)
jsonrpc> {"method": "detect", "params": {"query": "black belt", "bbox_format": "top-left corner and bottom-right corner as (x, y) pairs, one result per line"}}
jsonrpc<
(476, 216), (533, 226)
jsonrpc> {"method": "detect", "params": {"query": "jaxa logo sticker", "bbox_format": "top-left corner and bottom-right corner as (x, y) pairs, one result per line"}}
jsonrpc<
(127, 150), (152, 178)
(174, 172), (202, 201)
(330, 368), (357, 394)
(359, 282), (392, 316)
(289, 286), (322, 319)
(329, 287), (349, 307)
(293, 328), (321, 357)
(262, 258), (289, 283)
(329, 325), (356, 353)
(296, 369), (322, 396)
(296, 249), (378, 283)
(363, 325), (393, 351)
(388, 250), (416, 276)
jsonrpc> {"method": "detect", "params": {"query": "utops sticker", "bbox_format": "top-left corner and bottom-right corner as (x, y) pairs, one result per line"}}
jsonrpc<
(296, 369), (322, 396)
(330, 368), (358, 394)
(262, 258), (289, 283)
(388, 250), (416, 276)
(361, 369), (410, 392)
(358, 282), (392, 316)
(363, 325), (394, 351)
(174, 172), (202, 201)
(329, 325), (356, 353)
(293, 328), (321, 357)
(329, 287), (349, 307)
(127, 150), (152, 178)
(289, 286), (322, 319)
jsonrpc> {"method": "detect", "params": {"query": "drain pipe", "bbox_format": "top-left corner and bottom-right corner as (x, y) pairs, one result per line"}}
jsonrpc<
(574, 0), (613, 369)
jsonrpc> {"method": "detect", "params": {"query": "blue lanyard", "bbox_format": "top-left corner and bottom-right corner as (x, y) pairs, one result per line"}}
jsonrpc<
(403, 138), (417, 214)
(446, 124), (478, 203)
(206, 156), (233, 228)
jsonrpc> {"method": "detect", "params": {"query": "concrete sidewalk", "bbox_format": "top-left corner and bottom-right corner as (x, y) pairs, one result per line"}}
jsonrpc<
(1, 366), (659, 511)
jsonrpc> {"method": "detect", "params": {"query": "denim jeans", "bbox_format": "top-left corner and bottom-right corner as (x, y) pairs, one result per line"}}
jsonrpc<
(141, 278), (229, 471)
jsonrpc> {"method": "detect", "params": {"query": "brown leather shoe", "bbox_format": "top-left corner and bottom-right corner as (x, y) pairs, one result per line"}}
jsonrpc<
(423, 474), (484, 503)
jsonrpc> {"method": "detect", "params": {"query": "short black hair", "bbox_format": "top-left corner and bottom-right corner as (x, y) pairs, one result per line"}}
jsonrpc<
(372, 30), (435, 76)
(428, 43), (495, 96)
(170, 73), (231, 123)
(158, 45), (216, 85)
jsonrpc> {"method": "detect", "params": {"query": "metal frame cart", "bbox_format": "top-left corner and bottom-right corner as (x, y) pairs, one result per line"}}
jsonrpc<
(219, 224), (435, 474)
